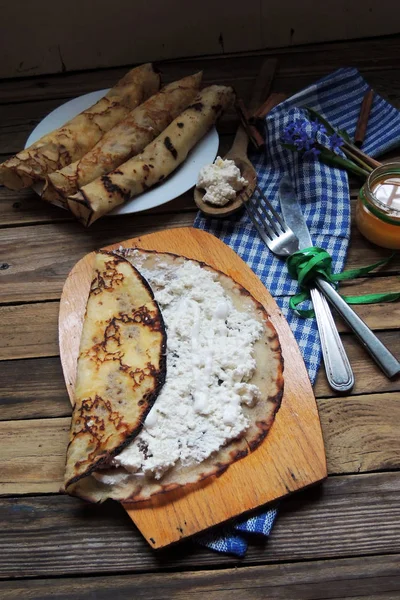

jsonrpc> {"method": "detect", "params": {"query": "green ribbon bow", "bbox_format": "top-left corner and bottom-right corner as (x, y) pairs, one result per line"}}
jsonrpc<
(286, 247), (400, 318)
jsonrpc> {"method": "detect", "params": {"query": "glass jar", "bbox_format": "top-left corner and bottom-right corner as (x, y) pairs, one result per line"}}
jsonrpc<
(356, 163), (400, 249)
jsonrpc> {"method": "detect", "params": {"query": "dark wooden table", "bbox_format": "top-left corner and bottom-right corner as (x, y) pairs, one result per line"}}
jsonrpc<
(1, 35), (400, 599)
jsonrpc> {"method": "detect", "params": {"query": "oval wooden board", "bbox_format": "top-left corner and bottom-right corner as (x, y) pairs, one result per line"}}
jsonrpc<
(59, 227), (327, 549)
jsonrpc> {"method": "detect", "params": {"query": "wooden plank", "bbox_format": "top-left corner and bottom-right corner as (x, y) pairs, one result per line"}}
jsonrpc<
(1, 391), (399, 494)
(2, 54), (400, 155)
(0, 357), (69, 420)
(315, 329), (400, 397)
(2, 65), (400, 155)
(0, 417), (69, 495)
(0, 186), (198, 227)
(0, 216), (196, 305)
(2, 284), (399, 364)
(1, 554), (399, 599)
(1, 36), (400, 103)
(0, 303), (59, 361)
(0, 187), (72, 225)
(0, 472), (398, 577)
(3, 3), (400, 79)
(1, 214), (400, 304)
(1, 328), (399, 422)
(320, 392), (400, 474)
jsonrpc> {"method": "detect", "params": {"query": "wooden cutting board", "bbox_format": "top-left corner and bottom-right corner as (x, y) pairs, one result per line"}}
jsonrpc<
(59, 227), (327, 548)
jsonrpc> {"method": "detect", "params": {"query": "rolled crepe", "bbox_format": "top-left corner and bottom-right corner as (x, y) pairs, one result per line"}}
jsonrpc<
(0, 64), (160, 190)
(68, 85), (234, 226)
(43, 72), (202, 204)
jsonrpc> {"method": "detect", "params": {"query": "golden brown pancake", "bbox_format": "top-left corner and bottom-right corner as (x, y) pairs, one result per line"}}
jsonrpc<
(64, 250), (166, 489)
(0, 64), (160, 191)
(66, 250), (284, 503)
(43, 72), (202, 204)
(67, 85), (235, 226)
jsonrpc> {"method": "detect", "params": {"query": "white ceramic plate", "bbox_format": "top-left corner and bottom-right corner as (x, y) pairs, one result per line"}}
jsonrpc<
(25, 89), (219, 214)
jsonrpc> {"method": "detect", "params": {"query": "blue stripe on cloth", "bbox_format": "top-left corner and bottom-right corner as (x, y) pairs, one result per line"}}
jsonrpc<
(195, 68), (400, 557)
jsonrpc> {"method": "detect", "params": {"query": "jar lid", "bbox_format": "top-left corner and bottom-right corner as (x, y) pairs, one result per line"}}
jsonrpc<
(366, 163), (400, 219)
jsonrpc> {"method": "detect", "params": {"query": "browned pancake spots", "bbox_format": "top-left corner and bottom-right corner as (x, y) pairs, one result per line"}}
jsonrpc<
(164, 136), (178, 159)
(177, 122), (184, 128)
(73, 394), (131, 467)
(83, 304), (163, 387)
(91, 257), (125, 294)
(211, 104), (222, 113)
(188, 102), (203, 112)
(238, 287), (250, 297)
(101, 175), (130, 201)
(143, 164), (150, 172)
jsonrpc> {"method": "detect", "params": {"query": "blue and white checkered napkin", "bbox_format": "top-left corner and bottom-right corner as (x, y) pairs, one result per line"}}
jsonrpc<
(194, 67), (400, 556)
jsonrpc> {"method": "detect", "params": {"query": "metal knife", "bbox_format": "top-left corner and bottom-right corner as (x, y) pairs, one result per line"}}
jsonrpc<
(279, 176), (400, 381)
(279, 177), (354, 392)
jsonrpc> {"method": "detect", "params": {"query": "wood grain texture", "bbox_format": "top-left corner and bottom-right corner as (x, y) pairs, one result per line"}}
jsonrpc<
(0, 357), (69, 420)
(0, 217), (195, 304)
(0, 184), (199, 227)
(0, 303), (59, 360)
(4, 0), (400, 78)
(1, 217), (399, 305)
(3, 290), (399, 363)
(1, 554), (399, 599)
(0, 417), (69, 495)
(320, 392), (400, 474)
(1, 66), (399, 147)
(1, 36), (400, 103)
(315, 329), (400, 397)
(0, 35), (399, 593)
(1, 329), (400, 423)
(0, 472), (398, 578)
(59, 228), (326, 547)
(1, 391), (399, 494)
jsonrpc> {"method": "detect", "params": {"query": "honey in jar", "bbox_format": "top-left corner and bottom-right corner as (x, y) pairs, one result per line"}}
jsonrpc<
(356, 163), (400, 249)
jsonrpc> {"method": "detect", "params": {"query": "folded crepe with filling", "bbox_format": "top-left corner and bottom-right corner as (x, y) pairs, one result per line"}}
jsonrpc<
(43, 72), (202, 205)
(65, 250), (284, 503)
(63, 250), (166, 489)
(67, 85), (234, 226)
(0, 64), (160, 191)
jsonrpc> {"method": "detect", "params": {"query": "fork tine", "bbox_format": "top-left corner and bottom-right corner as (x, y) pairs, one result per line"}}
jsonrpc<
(243, 201), (275, 248)
(243, 187), (278, 241)
(252, 194), (282, 237)
(255, 185), (287, 231)
(242, 182), (299, 257)
(245, 198), (277, 240)
(243, 187), (276, 235)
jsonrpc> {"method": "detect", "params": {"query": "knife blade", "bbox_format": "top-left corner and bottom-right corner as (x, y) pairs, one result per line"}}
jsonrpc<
(278, 176), (400, 380)
(279, 176), (355, 392)
(279, 177), (313, 249)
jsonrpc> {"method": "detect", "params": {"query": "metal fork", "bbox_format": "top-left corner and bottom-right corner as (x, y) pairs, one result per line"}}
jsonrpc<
(243, 185), (355, 393)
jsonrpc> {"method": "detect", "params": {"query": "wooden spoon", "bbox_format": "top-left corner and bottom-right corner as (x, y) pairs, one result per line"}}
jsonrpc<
(194, 125), (257, 218)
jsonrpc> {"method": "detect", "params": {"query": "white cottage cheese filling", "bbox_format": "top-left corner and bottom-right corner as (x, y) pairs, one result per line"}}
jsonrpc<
(110, 256), (263, 480)
(196, 156), (248, 206)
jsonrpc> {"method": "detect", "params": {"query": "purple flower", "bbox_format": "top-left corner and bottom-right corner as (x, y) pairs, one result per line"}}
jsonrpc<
(282, 115), (344, 163)
(304, 147), (321, 159)
(281, 117), (325, 155)
(329, 132), (344, 152)
(310, 121), (327, 137)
